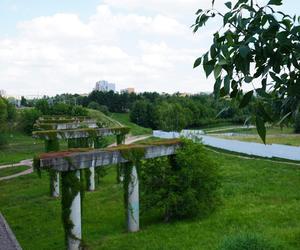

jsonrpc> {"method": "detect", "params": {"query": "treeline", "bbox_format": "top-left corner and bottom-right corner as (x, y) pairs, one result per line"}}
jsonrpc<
(22, 91), (252, 131)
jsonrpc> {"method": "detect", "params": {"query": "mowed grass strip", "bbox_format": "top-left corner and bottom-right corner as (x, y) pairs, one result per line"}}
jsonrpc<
(0, 165), (31, 178)
(1, 149), (300, 249)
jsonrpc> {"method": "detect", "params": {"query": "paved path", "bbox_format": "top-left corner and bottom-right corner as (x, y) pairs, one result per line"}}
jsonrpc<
(0, 159), (33, 182)
(0, 159), (32, 170)
(0, 213), (22, 250)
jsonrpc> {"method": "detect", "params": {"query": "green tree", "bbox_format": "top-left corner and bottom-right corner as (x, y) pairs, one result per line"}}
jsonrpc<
(0, 98), (8, 147)
(20, 109), (42, 134)
(155, 102), (192, 131)
(193, 0), (300, 142)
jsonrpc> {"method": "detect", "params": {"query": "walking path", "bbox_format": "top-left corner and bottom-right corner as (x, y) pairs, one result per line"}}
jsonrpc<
(0, 213), (22, 250)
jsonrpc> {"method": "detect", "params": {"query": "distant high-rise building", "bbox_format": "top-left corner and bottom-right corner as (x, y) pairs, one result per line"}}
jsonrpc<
(121, 88), (135, 94)
(94, 80), (116, 92)
(0, 89), (6, 97)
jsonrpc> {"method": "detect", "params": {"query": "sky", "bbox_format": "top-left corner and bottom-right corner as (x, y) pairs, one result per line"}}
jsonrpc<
(0, 0), (299, 97)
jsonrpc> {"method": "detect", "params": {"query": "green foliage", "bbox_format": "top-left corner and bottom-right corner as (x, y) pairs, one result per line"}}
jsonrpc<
(140, 140), (220, 221)
(88, 101), (110, 115)
(19, 108), (42, 135)
(218, 232), (280, 250)
(0, 98), (8, 148)
(35, 99), (88, 116)
(61, 171), (83, 245)
(294, 112), (300, 133)
(193, 0), (300, 141)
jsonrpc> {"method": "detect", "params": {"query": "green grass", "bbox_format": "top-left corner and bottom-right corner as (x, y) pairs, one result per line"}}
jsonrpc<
(0, 165), (31, 178)
(1, 150), (300, 249)
(208, 126), (294, 135)
(0, 133), (45, 165)
(110, 113), (152, 136)
(0, 133), (68, 165)
(87, 109), (121, 127)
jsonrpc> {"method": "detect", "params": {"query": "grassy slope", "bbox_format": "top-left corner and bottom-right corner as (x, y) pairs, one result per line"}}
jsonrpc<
(0, 133), (45, 165)
(110, 113), (152, 136)
(207, 126), (300, 146)
(0, 165), (30, 178)
(1, 150), (300, 249)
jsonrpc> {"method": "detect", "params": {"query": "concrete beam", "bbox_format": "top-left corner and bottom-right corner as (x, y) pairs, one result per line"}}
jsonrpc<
(32, 127), (130, 140)
(35, 120), (98, 130)
(39, 141), (181, 171)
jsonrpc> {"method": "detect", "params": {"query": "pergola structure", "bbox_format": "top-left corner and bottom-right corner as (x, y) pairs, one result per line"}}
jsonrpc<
(32, 116), (130, 197)
(36, 140), (181, 250)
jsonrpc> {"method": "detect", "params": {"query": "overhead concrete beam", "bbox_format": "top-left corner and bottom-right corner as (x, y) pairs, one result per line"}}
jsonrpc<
(32, 127), (130, 140)
(39, 141), (181, 171)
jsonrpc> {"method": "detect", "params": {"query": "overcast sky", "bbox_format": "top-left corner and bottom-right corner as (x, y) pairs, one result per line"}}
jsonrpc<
(0, 0), (299, 97)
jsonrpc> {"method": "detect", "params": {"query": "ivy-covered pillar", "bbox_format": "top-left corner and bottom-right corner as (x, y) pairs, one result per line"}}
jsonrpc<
(116, 133), (126, 183)
(61, 170), (82, 250)
(124, 163), (139, 232)
(68, 137), (95, 192)
(45, 138), (60, 198)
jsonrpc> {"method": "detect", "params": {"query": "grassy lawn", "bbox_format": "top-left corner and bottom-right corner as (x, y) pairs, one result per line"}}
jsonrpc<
(1, 149), (300, 249)
(207, 126), (300, 146)
(0, 165), (31, 178)
(110, 113), (152, 136)
(0, 133), (45, 165)
(207, 126), (294, 135)
(0, 133), (69, 165)
(87, 109), (121, 127)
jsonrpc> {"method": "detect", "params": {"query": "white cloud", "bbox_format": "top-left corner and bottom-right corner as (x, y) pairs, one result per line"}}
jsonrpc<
(0, 4), (215, 96)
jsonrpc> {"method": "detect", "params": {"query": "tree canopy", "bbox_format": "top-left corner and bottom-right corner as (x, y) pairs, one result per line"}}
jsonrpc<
(193, 0), (300, 142)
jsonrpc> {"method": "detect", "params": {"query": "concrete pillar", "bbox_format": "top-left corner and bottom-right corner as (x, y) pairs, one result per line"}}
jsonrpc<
(127, 165), (139, 232)
(68, 170), (82, 250)
(45, 139), (60, 198)
(52, 172), (60, 197)
(88, 164), (95, 191)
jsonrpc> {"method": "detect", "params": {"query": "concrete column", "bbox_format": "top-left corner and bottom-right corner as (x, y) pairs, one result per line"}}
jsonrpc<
(68, 170), (82, 250)
(127, 165), (139, 232)
(88, 164), (95, 191)
(45, 139), (60, 198)
(52, 172), (60, 197)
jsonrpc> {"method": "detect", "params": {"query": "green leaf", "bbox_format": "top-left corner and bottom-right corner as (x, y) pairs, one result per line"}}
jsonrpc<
(193, 57), (202, 68)
(224, 75), (230, 94)
(225, 1), (232, 9)
(268, 0), (282, 6)
(214, 78), (222, 98)
(239, 90), (253, 108)
(214, 65), (222, 79)
(256, 116), (266, 144)
(239, 45), (251, 58)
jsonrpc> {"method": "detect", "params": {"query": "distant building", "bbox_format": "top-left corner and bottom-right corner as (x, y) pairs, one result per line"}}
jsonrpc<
(0, 89), (6, 97)
(121, 88), (135, 94)
(94, 80), (116, 92)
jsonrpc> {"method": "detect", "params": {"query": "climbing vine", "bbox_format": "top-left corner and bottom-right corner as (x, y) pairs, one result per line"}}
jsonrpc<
(120, 147), (145, 220)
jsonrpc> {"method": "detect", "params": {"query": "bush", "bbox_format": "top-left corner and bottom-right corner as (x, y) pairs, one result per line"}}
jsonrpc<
(88, 102), (110, 115)
(140, 140), (220, 221)
(19, 108), (42, 134)
(218, 233), (280, 250)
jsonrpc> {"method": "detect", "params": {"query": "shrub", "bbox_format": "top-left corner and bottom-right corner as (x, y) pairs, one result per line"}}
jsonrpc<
(140, 139), (220, 221)
(218, 233), (280, 250)
(19, 108), (42, 134)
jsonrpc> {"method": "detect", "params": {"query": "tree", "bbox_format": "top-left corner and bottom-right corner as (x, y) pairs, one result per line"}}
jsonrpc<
(21, 96), (27, 106)
(193, 0), (300, 142)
